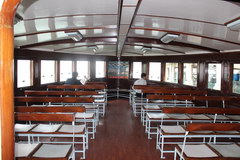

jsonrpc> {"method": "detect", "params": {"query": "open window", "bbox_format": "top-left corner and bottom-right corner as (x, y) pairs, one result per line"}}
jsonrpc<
(233, 64), (240, 94)
(208, 63), (221, 90)
(17, 60), (33, 88)
(183, 63), (197, 86)
(149, 62), (161, 81)
(165, 63), (178, 83)
(41, 60), (56, 84)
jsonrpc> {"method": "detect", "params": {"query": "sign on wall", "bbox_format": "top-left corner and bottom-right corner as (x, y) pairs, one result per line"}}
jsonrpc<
(108, 61), (129, 79)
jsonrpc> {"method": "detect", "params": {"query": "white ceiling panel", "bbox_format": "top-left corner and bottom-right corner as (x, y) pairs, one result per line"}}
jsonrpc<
(19, 0), (118, 19)
(14, 0), (240, 57)
(121, 7), (136, 24)
(138, 0), (240, 24)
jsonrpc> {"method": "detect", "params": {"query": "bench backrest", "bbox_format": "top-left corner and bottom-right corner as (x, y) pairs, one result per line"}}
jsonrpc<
(142, 89), (207, 95)
(15, 106), (86, 113)
(15, 97), (95, 103)
(25, 90), (99, 96)
(186, 123), (240, 132)
(147, 95), (194, 101)
(162, 107), (240, 115)
(15, 113), (75, 122)
(47, 84), (106, 90)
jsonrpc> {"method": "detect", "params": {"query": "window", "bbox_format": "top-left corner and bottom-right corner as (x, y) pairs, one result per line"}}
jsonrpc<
(17, 60), (33, 88)
(233, 64), (240, 94)
(76, 61), (90, 79)
(149, 62), (161, 81)
(132, 62), (142, 79)
(41, 60), (56, 84)
(95, 61), (106, 78)
(208, 63), (221, 90)
(183, 63), (198, 86)
(60, 61), (73, 82)
(165, 63), (178, 83)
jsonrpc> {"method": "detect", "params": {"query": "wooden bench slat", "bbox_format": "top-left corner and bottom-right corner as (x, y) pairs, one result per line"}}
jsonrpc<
(15, 97), (95, 103)
(15, 106), (86, 113)
(15, 113), (75, 122)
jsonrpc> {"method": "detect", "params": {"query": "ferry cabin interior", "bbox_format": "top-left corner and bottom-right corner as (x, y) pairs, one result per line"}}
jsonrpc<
(1, 0), (240, 159)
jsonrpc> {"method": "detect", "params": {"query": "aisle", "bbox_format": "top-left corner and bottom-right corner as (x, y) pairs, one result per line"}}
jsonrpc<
(83, 99), (173, 160)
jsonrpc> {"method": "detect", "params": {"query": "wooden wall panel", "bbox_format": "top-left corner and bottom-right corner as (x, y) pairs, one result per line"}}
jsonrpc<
(14, 48), (240, 98)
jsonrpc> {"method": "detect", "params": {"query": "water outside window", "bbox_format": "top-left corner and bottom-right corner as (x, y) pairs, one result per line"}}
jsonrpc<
(149, 62), (161, 81)
(208, 63), (221, 90)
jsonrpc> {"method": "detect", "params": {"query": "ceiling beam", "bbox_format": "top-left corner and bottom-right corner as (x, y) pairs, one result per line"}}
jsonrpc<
(127, 37), (220, 52)
(137, 14), (224, 26)
(55, 43), (116, 51)
(19, 36), (117, 49)
(116, 0), (124, 57)
(119, 0), (142, 57)
(131, 27), (240, 46)
(125, 43), (185, 54)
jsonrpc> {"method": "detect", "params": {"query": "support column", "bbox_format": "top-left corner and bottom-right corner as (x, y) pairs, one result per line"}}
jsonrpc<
(0, 0), (21, 159)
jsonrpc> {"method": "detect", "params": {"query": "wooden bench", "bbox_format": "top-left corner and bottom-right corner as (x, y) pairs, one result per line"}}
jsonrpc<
(15, 97), (98, 138)
(15, 112), (82, 159)
(24, 90), (107, 116)
(155, 107), (240, 158)
(174, 123), (240, 160)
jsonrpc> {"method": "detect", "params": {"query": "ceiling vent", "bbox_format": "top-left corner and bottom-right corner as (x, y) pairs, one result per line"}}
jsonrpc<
(226, 18), (240, 31)
(160, 33), (180, 43)
(65, 31), (83, 41)
(14, 13), (23, 25)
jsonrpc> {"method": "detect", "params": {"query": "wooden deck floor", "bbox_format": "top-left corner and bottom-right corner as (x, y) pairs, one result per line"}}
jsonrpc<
(82, 99), (174, 160)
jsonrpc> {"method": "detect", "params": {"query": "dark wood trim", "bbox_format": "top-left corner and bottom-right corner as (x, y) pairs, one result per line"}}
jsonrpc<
(137, 14), (224, 26)
(56, 60), (60, 82)
(161, 62), (166, 82)
(130, 27), (240, 46)
(224, 16), (240, 26)
(178, 62), (183, 84)
(122, 5), (137, 7)
(229, 63), (234, 95)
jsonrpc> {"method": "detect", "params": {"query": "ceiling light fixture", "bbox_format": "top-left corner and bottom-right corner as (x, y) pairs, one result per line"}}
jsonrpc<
(14, 13), (23, 25)
(141, 47), (151, 54)
(88, 46), (98, 53)
(226, 18), (240, 31)
(160, 33), (180, 43)
(92, 48), (97, 53)
(65, 31), (83, 41)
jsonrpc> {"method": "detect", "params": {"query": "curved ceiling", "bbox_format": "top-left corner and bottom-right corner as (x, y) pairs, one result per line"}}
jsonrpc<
(14, 0), (240, 57)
